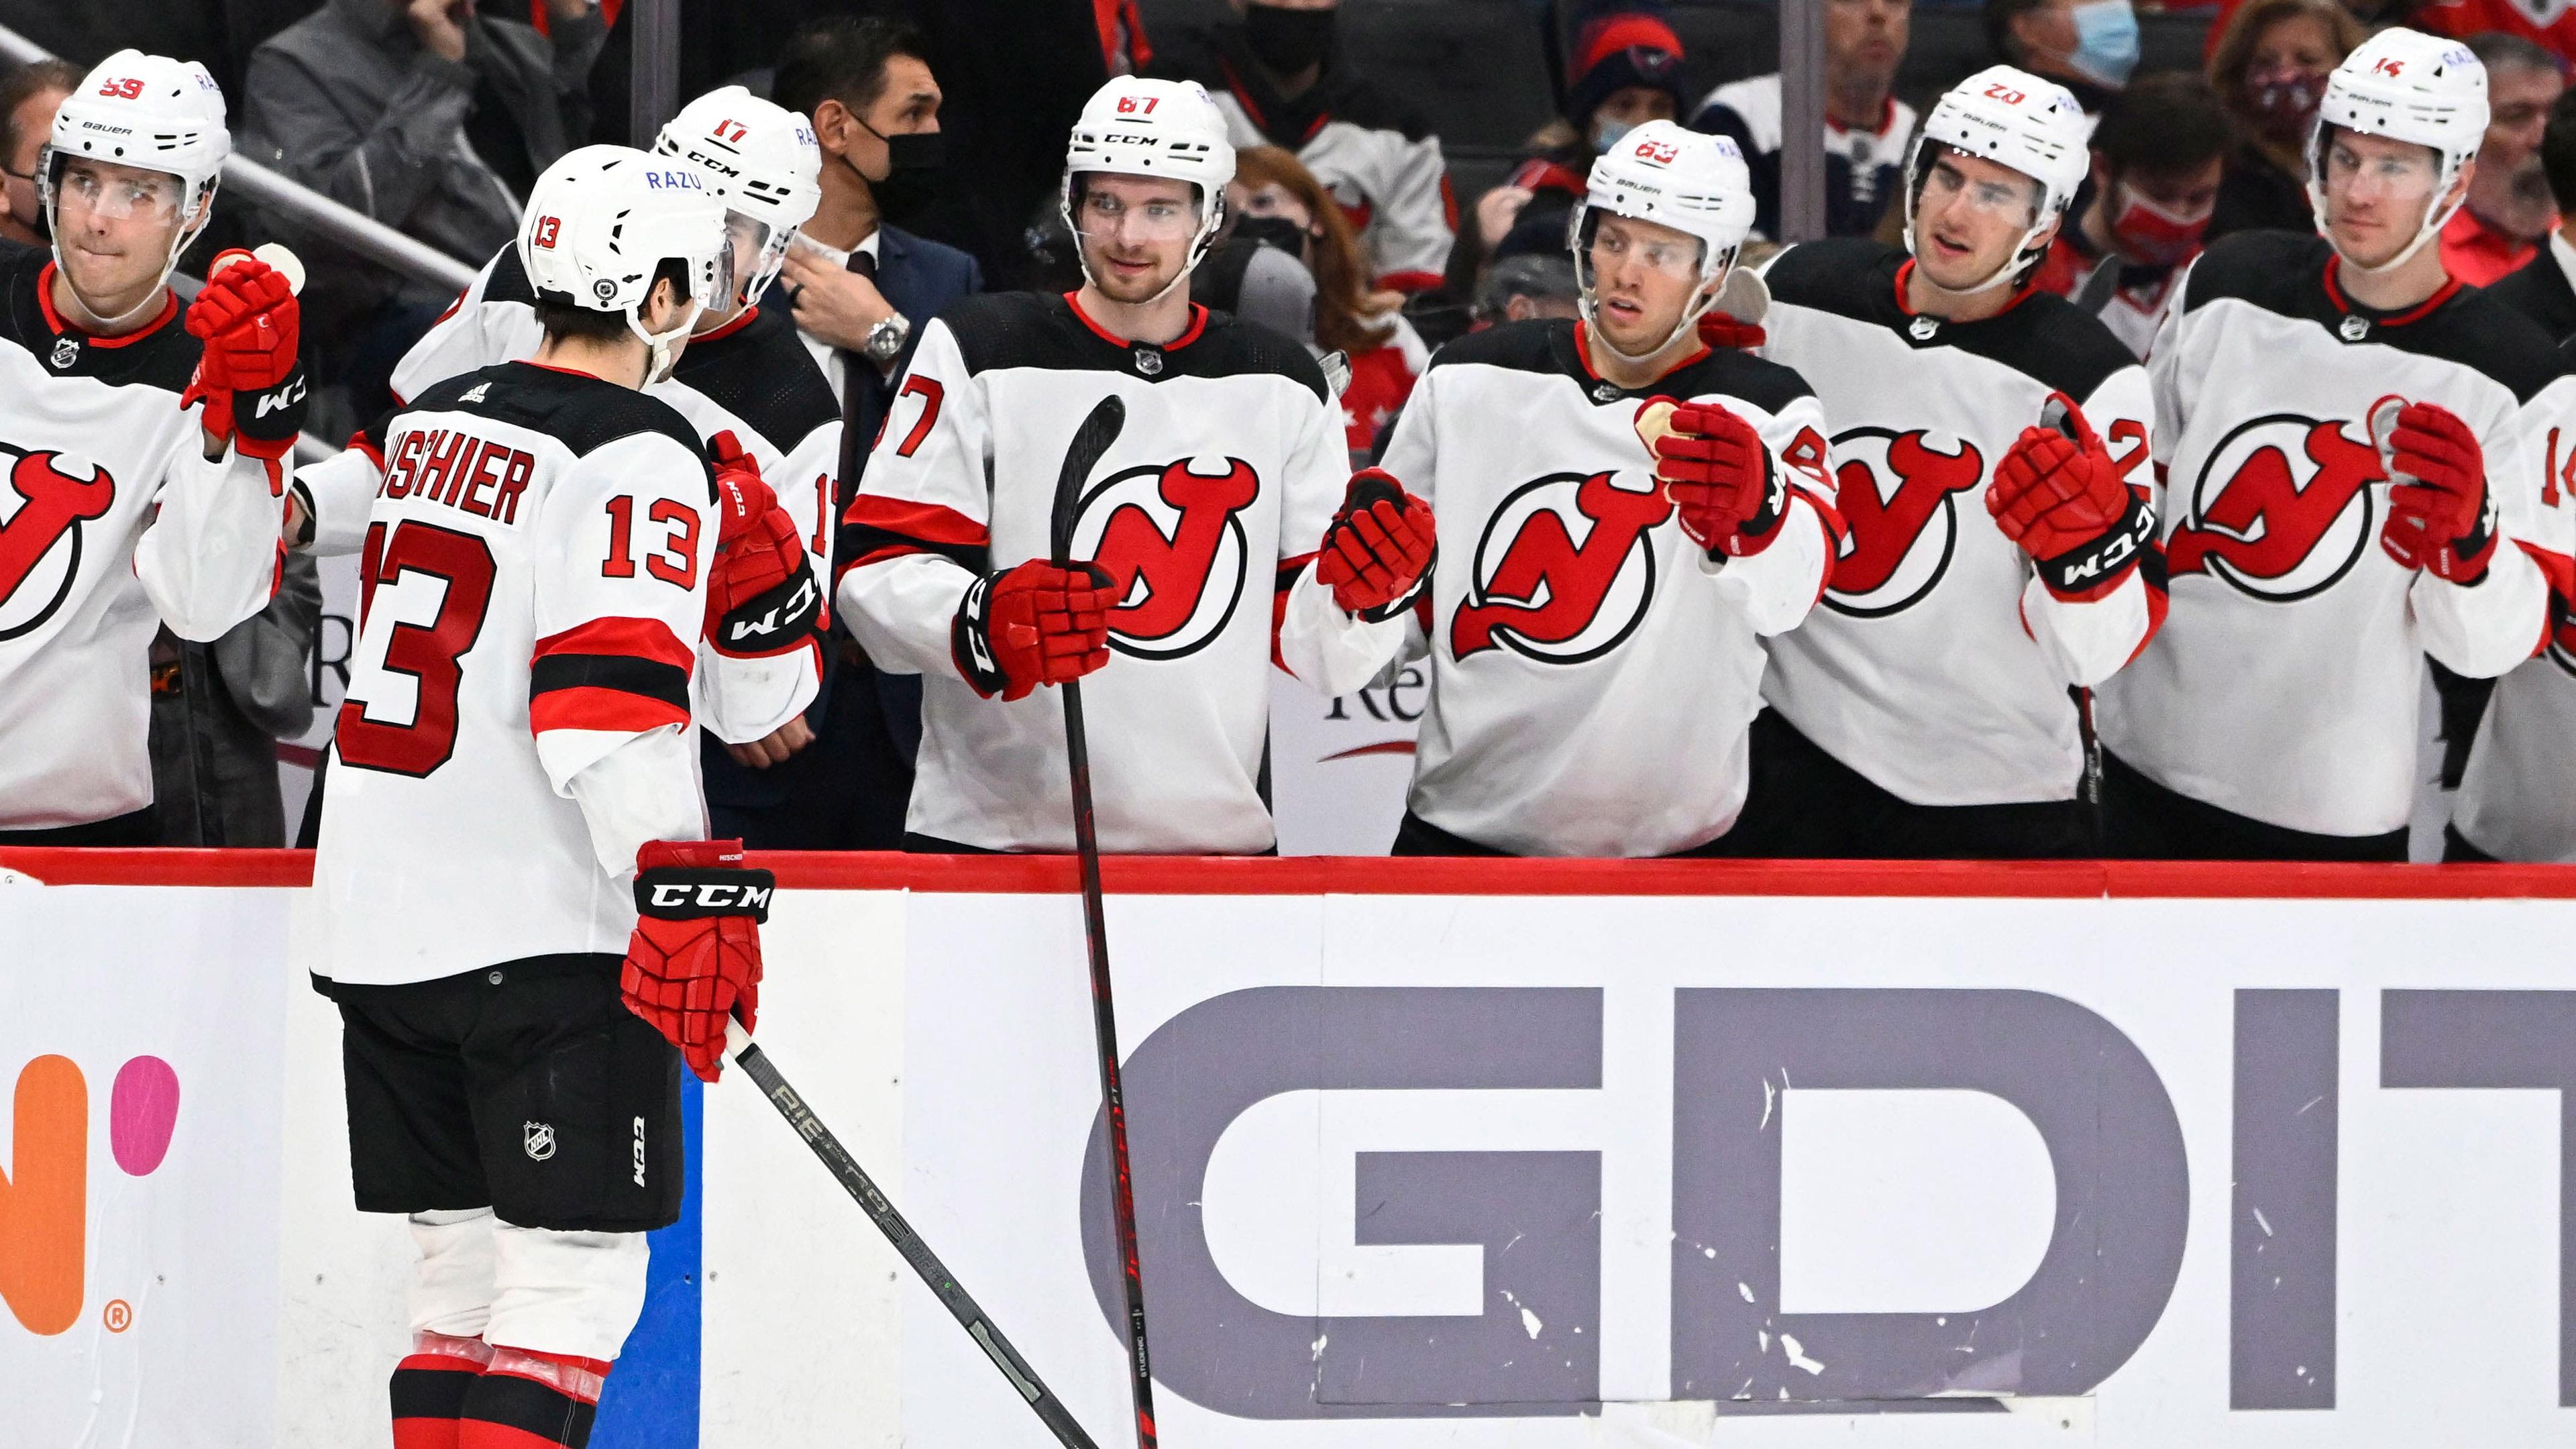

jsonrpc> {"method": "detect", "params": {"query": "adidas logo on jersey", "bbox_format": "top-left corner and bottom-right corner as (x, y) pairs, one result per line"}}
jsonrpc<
(460, 382), (491, 402)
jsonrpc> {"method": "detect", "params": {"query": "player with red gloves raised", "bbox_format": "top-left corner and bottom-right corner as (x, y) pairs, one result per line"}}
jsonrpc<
(837, 76), (1413, 855)
(1352, 121), (1839, 857)
(0, 52), (290, 844)
(2096, 32), (2571, 861)
(1739, 66), (2161, 859)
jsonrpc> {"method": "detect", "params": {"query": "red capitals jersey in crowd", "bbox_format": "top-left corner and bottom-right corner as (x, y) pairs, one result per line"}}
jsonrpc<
(837, 292), (1400, 854)
(1759, 239), (2162, 808)
(1371, 318), (1839, 857)
(2097, 231), (2576, 838)
(1338, 313), (1428, 454)
(311, 365), (717, 985)
(0, 245), (283, 830)
(2416, 0), (2576, 64)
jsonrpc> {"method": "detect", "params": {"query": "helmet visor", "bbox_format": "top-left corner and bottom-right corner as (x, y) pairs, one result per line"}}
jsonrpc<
(1576, 208), (1707, 282)
(725, 209), (788, 308)
(2319, 132), (2442, 207)
(1914, 148), (2043, 226)
(46, 150), (185, 225)
(1073, 182), (1203, 244)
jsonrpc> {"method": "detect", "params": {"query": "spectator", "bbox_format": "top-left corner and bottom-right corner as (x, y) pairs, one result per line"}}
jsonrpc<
(0, 60), (76, 248)
(147, 554), (322, 848)
(770, 15), (985, 852)
(241, 0), (607, 421)
(771, 16), (980, 402)
(1228, 144), (1428, 454)
(1473, 252), (1582, 327)
(2206, 0), (2363, 242)
(1694, 0), (1917, 241)
(1152, 0), (1456, 294)
(2035, 72), (2233, 356)
(2419, 0), (2576, 69)
(1986, 0), (2141, 113)
(2439, 32), (2563, 285)
(2483, 86), (2576, 341)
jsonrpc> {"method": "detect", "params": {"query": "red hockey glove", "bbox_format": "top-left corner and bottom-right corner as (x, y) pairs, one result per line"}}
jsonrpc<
(1316, 468), (1435, 619)
(1986, 391), (2155, 598)
(2375, 400), (2498, 583)
(182, 250), (305, 465)
(701, 432), (822, 657)
(951, 559), (1115, 702)
(1695, 310), (1768, 352)
(623, 839), (772, 1083)
(1640, 397), (1786, 557)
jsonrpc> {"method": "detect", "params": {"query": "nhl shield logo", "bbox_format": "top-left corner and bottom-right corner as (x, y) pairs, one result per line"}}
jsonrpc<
(1133, 347), (1163, 376)
(523, 1122), (557, 1161)
(48, 335), (77, 370)
(2338, 313), (2369, 342)
(1907, 315), (1939, 342)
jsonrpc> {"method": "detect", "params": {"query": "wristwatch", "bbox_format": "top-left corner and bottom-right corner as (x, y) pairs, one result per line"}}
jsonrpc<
(862, 311), (912, 366)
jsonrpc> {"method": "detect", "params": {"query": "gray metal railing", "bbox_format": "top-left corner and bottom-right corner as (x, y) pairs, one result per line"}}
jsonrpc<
(0, 21), (479, 294)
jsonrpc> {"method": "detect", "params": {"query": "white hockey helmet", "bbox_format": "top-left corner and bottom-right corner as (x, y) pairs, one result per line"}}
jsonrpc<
(40, 50), (229, 325)
(1567, 120), (1756, 360)
(1060, 76), (1236, 301)
(519, 145), (732, 384)
(1902, 65), (2091, 295)
(654, 86), (821, 311)
(2305, 28), (2487, 276)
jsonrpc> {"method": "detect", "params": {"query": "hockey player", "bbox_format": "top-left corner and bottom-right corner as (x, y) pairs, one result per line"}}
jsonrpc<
(837, 75), (1416, 853)
(1364, 120), (1841, 857)
(1731, 66), (2161, 860)
(2096, 30), (2570, 861)
(302, 89), (835, 810)
(305, 148), (777, 1449)
(0, 51), (296, 844)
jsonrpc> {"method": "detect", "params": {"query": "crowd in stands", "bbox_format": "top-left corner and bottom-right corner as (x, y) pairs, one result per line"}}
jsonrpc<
(3, 0), (2573, 856)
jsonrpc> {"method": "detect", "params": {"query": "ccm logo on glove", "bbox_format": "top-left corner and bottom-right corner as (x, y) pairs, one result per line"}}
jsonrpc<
(643, 879), (776, 914)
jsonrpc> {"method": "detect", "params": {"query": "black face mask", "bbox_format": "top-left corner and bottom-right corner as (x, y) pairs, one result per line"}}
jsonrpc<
(860, 125), (945, 221)
(1243, 4), (1334, 76)
(1234, 213), (1310, 262)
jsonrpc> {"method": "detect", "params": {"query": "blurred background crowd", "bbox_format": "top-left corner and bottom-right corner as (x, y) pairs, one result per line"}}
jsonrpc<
(3, 0), (2568, 845)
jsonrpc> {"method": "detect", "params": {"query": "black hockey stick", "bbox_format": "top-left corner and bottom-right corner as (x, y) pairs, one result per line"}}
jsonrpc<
(722, 1020), (1104, 1449)
(2039, 394), (2108, 818)
(1044, 394), (1160, 1449)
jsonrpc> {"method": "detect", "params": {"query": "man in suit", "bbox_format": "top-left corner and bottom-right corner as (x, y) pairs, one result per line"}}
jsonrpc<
(2485, 87), (2576, 343)
(757, 15), (983, 849)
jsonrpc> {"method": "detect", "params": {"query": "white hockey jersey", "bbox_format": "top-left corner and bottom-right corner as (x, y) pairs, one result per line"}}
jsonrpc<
(0, 246), (284, 830)
(2096, 231), (2573, 837)
(1371, 318), (1839, 857)
(2453, 602), (2576, 861)
(311, 364), (715, 985)
(1758, 239), (2163, 808)
(326, 243), (837, 741)
(837, 291), (1399, 853)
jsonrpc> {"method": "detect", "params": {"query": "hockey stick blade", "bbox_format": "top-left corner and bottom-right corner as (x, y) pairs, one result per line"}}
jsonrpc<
(1044, 392), (1160, 1449)
(722, 1020), (1105, 1449)
(1051, 395), (1128, 568)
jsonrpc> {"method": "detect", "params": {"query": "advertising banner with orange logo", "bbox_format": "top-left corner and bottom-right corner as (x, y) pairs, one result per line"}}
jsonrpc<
(1, 881), (292, 1446)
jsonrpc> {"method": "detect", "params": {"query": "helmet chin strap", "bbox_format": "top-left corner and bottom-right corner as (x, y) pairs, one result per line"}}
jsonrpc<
(631, 299), (703, 385)
(1582, 273), (1727, 365)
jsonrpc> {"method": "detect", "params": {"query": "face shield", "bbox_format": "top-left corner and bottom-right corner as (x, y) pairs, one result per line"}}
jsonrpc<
(725, 208), (790, 311)
(1570, 205), (1727, 362)
(40, 148), (207, 327)
(1904, 142), (2051, 296)
(2320, 136), (2443, 211)
(1073, 182), (1205, 248)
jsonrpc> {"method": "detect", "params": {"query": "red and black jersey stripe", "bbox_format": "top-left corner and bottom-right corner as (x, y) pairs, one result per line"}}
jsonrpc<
(837, 494), (990, 586)
(529, 616), (694, 735)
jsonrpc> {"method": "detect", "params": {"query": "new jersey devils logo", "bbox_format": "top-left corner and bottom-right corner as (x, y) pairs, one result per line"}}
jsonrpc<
(1068, 455), (1258, 659)
(0, 447), (115, 641)
(2167, 413), (2382, 602)
(1450, 470), (1670, 663)
(1825, 428), (1985, 618)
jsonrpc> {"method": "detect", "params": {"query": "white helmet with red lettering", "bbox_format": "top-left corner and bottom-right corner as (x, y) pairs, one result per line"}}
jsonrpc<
(519, 145), (732, 384)
(1902, 65), (2091, 295)
(654, 86), (821, 310)
(2306, 28), (2487, 275)
(1060, 76), (1236, 299)
(40, 50), (229, 324)
(1568, 119), (1755, 360)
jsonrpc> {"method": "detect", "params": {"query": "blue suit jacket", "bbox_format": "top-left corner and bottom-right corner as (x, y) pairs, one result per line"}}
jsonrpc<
(701, 223), (981, 830)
